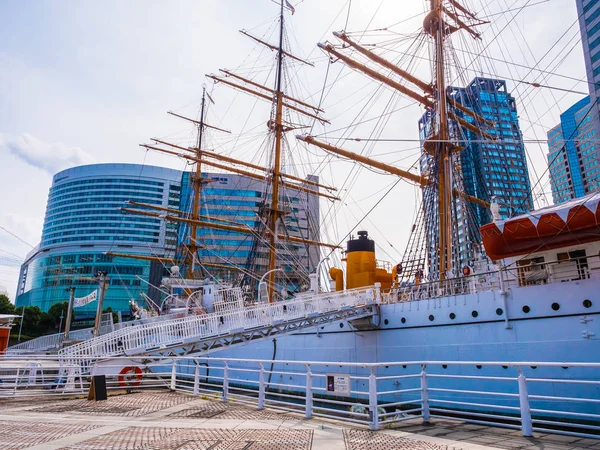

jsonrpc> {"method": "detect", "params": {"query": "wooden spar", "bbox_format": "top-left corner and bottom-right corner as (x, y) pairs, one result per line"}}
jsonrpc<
(333, 31), (433, 94)
(448, 99), (495, 128)
(239, 29), (314, 66)
(448, 0), (479, 19)
(121, 208), (341, 249)
(443, 7), (487, 39)
(126, 200), (249, 226)
(318, 42), (434, 108)
(297, 134), (489, 208)
(167, 110), (231, 134)
(207, 74), (329, 124)
(141, 144), (340, 201)
(448, 112), (495, 140)
(219, 69), (324, 113)
(106, 252), (247, 272)
(149, 139), (336, 192)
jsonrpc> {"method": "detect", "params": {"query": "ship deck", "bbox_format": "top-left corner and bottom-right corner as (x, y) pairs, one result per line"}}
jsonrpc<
(0, 390), (597, 450)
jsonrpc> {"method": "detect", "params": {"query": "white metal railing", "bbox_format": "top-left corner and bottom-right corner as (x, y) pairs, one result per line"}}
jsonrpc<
(57, 286), (379, 363)
(1, 356), (598, 439)
(391, 254), (600, 302)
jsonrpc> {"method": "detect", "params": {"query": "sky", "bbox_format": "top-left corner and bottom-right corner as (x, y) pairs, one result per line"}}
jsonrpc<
(0, 0), (588, 299)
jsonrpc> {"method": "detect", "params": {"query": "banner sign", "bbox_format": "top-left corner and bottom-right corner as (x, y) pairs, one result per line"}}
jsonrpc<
(74, 290), (97, 308)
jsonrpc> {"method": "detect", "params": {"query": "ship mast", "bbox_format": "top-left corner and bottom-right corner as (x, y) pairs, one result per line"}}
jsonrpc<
(430, 0), (452, 279)
(186, 87), (207, 279)
(266, 0), (286, 303)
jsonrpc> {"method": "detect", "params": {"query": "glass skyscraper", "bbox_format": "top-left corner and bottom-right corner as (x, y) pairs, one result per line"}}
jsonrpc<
(576, 0), (600, 128)
(548, 96), (600, 203)
(15, 164), (182, 317)
(419, 77), (532, 275)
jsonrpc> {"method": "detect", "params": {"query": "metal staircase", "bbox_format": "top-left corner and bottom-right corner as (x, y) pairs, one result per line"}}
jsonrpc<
(58, 286), (381, 364)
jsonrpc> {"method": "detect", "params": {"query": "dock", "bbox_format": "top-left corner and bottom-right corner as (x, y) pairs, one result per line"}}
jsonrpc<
(1, 390), (598, 449)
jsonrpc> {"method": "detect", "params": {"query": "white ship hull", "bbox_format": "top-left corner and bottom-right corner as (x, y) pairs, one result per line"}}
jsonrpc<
(208, 278), (600, 415)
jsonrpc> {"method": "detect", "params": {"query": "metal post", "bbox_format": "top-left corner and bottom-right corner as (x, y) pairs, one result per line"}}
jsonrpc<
(64, 287), (75, 340)
(421, 364), (430, 423)
(193, 363), (200, 395)
(222, 363), (229, 402)
(93, 271), (108, 338)
(368, 367), (379, 430)
(305, 364), (313, 419)
(517, 368), (533, 437)
(170, 361), (177, 391)
(258, 363), (266, 410)
(374, 282), (381, 302)
(498, 266), (512, 329)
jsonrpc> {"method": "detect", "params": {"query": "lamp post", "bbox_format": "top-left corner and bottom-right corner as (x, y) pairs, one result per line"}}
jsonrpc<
(258, 268), (283, 303)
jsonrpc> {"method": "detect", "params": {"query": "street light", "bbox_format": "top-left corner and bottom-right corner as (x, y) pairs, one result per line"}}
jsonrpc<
(258, 268), (283, 303)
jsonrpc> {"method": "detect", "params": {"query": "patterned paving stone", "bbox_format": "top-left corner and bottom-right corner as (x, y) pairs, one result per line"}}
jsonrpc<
(344, 429), (462, 450)
(0, 420), (101, 450)
(60, 427), (312, 450)
(31, 391), (196, 417)
(168, 402), (301, 421)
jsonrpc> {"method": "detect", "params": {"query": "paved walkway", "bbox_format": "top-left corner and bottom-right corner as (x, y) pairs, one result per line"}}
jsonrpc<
(0, 391), (598, 449)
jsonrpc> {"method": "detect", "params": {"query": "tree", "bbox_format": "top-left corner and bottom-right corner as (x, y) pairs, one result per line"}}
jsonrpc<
(0, 294), (15, 315)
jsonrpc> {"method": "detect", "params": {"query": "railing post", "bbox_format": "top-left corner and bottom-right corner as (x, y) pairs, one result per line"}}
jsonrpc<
(170, 361), (177, 391)
(258, 363), (266, 410)
(368, 367), (379, 430)
(517, 367), (533, 437)
(222, 363), (229, 402)
(421, 364), (430, 423)
(305, 364), (313, 419)
(193, 363), (200, 396)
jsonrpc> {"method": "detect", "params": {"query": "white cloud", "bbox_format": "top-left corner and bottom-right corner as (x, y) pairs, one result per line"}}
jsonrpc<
(0, 133), (95, 175)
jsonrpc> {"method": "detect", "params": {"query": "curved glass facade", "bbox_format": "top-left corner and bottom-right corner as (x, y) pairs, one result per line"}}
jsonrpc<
(16, 164), (182, 316)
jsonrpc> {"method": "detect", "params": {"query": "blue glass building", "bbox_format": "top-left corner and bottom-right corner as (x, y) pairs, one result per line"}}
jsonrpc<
(419, 77), (532, 275)
(576, 0), (600, 134)
(15, 164), (182, 317)
(548, 96), (600, 203)
(177, 172), (321, 293)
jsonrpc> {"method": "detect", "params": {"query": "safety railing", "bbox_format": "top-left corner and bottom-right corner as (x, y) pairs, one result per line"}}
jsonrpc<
(57, 286), (379, 363)
(390, 253), (600, 302)
(0, 356), (598, 439)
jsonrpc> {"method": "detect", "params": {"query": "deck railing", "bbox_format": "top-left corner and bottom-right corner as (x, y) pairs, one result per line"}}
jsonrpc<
(57, 286), (379, 363)
(0, 355), (598, 439)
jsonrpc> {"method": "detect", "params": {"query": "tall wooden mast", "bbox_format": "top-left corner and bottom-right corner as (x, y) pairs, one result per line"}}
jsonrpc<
(266, 0), (286, 303)
(186, 87), (207, 278)
(429, 0), (452, 279)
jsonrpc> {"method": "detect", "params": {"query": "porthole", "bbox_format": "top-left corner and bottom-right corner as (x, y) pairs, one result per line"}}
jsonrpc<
(428, 314), (435, 321)
(401, 317), (406, 324)
(530, 366), (537, 370)
(449, 312), (456, 320)
(476, 365), (482, 369)
(471, 310), (479, 318)
(496, 308), (503, 316)
(502, 366), (508, 369)
(339, 323), (344, 328)
(402, 365), (407, 369)
(522, 305), (530, 313)
(551, 302), (560, 311)
(384, 319), (389, 325)
(583, 299), (592, 308)
(442, 364), (448, 369)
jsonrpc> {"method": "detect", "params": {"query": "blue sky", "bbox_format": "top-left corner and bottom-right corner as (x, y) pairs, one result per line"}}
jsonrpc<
(0, 0), (588, 298)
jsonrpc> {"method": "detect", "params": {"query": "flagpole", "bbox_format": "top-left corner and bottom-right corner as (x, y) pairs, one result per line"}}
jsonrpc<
(64, 286), (75, 341)
(93, 271), (108, 338)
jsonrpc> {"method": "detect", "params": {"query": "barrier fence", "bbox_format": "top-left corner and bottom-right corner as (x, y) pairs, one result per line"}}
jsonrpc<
(0, 356), (598, 439)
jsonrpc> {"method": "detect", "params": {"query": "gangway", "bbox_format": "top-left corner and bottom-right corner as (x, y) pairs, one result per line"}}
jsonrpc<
(58, 286), (382, 365)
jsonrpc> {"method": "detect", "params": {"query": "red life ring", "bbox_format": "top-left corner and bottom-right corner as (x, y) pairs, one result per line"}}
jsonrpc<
(118, 366), (143, 387)
(462, 266), (471, 276)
